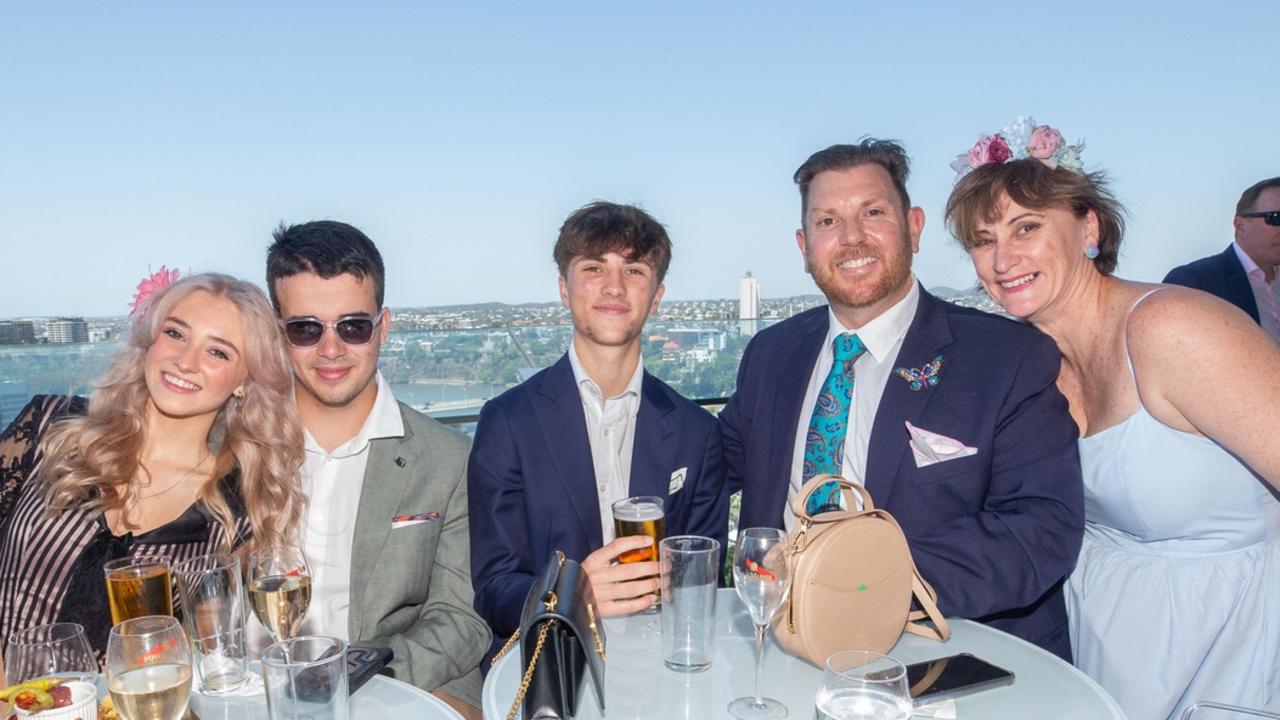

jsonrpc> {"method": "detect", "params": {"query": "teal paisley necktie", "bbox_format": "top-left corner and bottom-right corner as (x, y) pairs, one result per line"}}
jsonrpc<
(802, 333), (866, 514)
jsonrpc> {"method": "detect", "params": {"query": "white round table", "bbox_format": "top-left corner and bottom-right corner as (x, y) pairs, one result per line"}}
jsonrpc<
(190, 674), (463, 720)
(483, 588), (1126, 719)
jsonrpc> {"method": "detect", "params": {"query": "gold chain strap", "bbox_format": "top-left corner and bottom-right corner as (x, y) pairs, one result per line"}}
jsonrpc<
(490, 627), (522, 666)
(505, 618), (555, 720)
(586, 602), (605, 661)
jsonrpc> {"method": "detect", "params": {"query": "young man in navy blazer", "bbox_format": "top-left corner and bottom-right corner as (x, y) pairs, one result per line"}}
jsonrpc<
(1165, 177), (1280, 346)
(469, 202), (728, 659)
(718, 141), (1085, 660)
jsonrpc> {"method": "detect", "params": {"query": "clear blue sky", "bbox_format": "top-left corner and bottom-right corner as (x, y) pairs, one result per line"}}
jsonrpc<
(3, 2), (1278, 317)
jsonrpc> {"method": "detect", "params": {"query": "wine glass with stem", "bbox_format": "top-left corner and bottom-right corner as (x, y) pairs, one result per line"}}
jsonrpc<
(105, 615), (193, 720)
(246, 546), (312, 643)
(5, 622), (96, 685)
(729, 527), (792, 720)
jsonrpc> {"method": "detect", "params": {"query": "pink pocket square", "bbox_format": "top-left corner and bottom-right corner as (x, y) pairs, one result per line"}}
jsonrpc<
(906, 422), (978, 469)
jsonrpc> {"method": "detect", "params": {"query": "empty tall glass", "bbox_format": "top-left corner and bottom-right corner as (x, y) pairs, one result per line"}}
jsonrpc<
(659, 535), (720, 672)
(173, 552), (249, 694)
(260, 636), (349, 720)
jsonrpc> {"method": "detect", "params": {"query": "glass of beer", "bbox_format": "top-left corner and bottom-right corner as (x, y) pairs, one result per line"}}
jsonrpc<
(612, 496), (666, 562)
(612, 496), (665, 609)
(106, 615), (193, 720)
(104, 555), (174, 625)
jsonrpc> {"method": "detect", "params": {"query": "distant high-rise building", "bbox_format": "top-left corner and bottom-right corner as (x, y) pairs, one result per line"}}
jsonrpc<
(0, 320), (36, 345)
(46, 317), (89, 344)
(739, 272), (760, 320)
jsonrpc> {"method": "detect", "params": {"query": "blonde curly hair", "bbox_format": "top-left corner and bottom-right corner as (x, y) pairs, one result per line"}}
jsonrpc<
(39, 273), (304, 549)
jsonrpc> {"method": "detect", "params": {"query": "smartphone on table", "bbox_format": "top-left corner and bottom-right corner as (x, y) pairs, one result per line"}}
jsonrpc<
(906, 653), (1014, 705)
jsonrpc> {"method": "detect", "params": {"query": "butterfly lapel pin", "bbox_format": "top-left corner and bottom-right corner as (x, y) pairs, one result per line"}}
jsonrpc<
(893, 355), (945, 391)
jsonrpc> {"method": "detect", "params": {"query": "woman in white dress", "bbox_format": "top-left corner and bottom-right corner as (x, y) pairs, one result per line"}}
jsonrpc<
(943, 118), (1280, 719)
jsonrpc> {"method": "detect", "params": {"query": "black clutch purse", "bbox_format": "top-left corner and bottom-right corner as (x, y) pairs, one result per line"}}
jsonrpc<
(493, 550), (606, 720)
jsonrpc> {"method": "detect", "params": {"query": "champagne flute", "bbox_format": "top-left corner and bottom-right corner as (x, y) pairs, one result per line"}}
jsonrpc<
(728, 527), (791, 720)
(246, 546), (312, 642)
(5, 622), (96, 685)
(106, 615), (193, 720)
(814, 651), (912, 720)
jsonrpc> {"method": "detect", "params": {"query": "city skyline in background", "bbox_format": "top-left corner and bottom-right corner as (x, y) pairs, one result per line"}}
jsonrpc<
(3, 2), (1279, 317)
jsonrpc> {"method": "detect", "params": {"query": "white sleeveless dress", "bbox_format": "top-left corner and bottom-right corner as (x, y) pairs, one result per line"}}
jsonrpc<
(1066, 291), (1280, 719)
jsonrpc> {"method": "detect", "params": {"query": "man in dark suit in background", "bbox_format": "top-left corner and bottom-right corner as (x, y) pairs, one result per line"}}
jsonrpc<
(468, 202), (727, 659)
(1165, 177), (1280, 346)
(719, 141), (1084, 660)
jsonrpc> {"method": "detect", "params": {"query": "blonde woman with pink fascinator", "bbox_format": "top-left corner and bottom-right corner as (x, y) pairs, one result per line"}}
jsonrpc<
(0, 270), (304, 673)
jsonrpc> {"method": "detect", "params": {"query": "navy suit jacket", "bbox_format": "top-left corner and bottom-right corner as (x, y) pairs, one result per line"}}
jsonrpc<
(1163, 244), (1261, 324)
(468, 354), (728, 655)
(719, 288), (1084, 660)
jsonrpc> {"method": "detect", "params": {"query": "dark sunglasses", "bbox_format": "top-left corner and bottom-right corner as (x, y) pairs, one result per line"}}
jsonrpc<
(283, 314), (379, 347)
(1241, 210), (1280, 227)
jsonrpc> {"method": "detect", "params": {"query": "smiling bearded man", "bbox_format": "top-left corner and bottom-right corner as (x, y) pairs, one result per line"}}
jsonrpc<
(718, 139), (1086, 661)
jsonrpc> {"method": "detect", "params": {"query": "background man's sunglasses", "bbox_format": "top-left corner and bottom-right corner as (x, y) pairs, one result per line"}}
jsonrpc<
(284, 314), (379, 347)
(1241, 210), (1280, 227)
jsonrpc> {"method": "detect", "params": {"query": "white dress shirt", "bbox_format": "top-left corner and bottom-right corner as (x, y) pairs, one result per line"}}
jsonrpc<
(785, 280), (921, 530)
(296, 371), (404, 640)
(567, 341), (644, 544)
(1233, 241), (1280, 346)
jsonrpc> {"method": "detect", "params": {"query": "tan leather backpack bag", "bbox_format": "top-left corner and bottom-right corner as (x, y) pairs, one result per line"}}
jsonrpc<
(772, 475), (951, 666)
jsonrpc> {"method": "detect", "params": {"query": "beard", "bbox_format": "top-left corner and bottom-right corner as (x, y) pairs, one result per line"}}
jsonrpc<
(809, 235), (914, 311)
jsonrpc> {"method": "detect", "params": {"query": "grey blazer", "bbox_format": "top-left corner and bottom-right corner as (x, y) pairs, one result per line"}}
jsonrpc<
(348, 402), (490, 706)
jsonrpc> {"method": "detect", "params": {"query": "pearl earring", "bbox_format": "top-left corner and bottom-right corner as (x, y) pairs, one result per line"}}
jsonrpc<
(1084, 244), (1100, 260)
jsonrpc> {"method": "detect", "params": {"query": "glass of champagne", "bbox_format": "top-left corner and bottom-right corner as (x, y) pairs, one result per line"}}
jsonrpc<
(104, 556), (174, 624)
(728, 527), (791, 720)
(814, 651), (912, 720)
(5, 622), (96, 684)
(247, 546), (312, 642)
(106, 615), (193, 720)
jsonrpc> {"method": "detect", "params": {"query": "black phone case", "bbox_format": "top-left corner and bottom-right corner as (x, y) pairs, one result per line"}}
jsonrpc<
(347, 644), (394, 694)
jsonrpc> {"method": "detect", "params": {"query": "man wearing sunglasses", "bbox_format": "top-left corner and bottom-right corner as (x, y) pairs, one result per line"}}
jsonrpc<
(267, 221), (489, 719)
(467, 202), (729, 664)
(1166, 177), (1280, 346)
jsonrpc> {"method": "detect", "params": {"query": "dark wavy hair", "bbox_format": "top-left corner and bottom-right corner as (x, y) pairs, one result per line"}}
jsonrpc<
(266, 220), (386, 311)
(553, 201), (672, 283)
(793, 139), (912, 221)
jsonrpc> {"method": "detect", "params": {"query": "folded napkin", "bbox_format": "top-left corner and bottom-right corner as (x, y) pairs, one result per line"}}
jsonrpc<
(914, 698), (958, 718)
(906, 422), (978, 469)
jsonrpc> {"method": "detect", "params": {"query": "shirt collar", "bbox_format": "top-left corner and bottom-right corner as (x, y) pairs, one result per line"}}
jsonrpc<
(825, 278), (920, 363)
(303, 371), (404, 457)
(567, 339), (645, 403)
(1233, 241), (1278, 281)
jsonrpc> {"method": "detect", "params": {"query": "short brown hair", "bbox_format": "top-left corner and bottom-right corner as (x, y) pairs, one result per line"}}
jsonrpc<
(945, 160), (1127, 276)
(794, 139), (912, 220)
(1236, 176), (1280, 216)
(553, 201), (672, 283)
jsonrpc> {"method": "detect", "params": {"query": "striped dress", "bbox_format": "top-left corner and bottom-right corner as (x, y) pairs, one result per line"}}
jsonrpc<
(0, 395), (250, 663)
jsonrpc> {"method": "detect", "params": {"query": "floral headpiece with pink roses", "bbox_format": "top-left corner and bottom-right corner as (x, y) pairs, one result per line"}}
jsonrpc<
(129, 265), (181, 318)
(950, 116), (1085, 179)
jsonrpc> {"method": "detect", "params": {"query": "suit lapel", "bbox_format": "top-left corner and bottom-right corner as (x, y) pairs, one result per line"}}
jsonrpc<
(629, 372), (677, 499)
(531, 356), (604, 547)
(348, 406), (416, 640)
(764, 310), (827, 527)
(865, 288), (954, 507)
(1221, 245), (1261, 323)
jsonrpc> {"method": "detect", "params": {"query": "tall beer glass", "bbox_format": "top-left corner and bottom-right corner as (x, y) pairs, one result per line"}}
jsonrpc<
(611, 496), (666, 563)
(104, 556), (174, 625)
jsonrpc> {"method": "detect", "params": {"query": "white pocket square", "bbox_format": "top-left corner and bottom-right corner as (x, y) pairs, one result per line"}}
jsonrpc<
(668, 467), (687, 494)
(906, 421), (978, 469)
